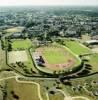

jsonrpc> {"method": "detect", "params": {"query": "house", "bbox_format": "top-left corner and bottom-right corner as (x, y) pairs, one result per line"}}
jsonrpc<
(65, 27), (77, 37)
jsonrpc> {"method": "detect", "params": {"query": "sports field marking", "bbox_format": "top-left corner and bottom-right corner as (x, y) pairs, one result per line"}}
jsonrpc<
(35, 45), (80, 71)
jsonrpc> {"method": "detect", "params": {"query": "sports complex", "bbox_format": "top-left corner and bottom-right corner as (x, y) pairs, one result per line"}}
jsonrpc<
(2, 37), (98, 100)
(7, 38), (94, 76)
(32, 43), (82, 74)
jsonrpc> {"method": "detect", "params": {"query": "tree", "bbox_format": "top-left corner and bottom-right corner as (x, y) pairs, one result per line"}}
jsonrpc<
(49, 91), (55, 94)
(8, 43), (12, 51)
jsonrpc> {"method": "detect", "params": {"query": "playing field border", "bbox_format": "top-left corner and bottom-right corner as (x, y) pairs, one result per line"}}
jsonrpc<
(32, 43), (82, 75)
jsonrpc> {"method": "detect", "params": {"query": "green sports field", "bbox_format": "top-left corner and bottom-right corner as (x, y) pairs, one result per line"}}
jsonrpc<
(64, 40), (91, 55)
(12, 39), (32, 50)
(35, 44), (81, 71)
(42, 46), (70, 64)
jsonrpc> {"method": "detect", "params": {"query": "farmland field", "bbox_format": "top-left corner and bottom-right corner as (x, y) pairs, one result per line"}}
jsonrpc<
(11, 39), (32, 50)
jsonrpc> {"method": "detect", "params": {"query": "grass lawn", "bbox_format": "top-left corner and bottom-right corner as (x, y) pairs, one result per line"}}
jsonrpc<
(4, 27), (24, 33)
(0, 42), (7, 69)
(0, 49), (6, 69)
(8, 51), (28, 63)
(35, 44), (81, 73)
(38, 46), (79, 65)
(6, 78), (39, 100)
(8, 50), (38, 75)
(64, 40), (91, 55)
(42, 46), (69, 64)
(24, 50), (38, 73)
(12, 39), (32, 50)
(86, 53), (98, 72)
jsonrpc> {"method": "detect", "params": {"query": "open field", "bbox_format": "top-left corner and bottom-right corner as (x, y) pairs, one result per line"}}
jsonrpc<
(85, 53), (98, 72)
(37, 46), (77, 65)
(4, 27), (24, 33)
(65, 74), (98, 100)
(64, 40), (91, 55)
(92, 48), (98, 53)
(0, 41), (7, 69)
(49, 92), (64, 100)
(24, 50), (38, 73)
(11, 39), (32, 50)
(6, 78), (39, 100)
(8, 51), (28, 63)
(0, 49), (6, 69)
(34, 44), (81, 73)
(8, 50), (38, 75)
(33, 79), (65, 100)
(81, 34), (91, 41)
(41, 46), (68, 64)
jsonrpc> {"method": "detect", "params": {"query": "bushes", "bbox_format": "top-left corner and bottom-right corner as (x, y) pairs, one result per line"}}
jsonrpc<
(71, 61), (84, 73)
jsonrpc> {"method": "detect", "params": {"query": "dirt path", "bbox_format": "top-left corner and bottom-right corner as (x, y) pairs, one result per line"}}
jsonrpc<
(0, 72), (90, 100)
(56, 89), (90, 100)
(16, 78), (43, 100)
(72, 96), (90, 100)
(0, 73), (48, 100)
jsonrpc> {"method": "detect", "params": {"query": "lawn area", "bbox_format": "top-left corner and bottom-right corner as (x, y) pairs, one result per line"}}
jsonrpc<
(34, 44), (81, 74)
(37, 45), (79, 65)
(0, 41), (7, 69)
(0, 49), (7, 69)
(64, 40), (91, 55)
(24, 50), (38, 73)
(6, 78), (39, 100)
(4, 27), (24, 33)
(8, 51), (28, 63)
(11, 39), (32, 50)
(8, 50), (38, 75)
(42, 46), (70, 64)
(86, 53), (98, 72)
